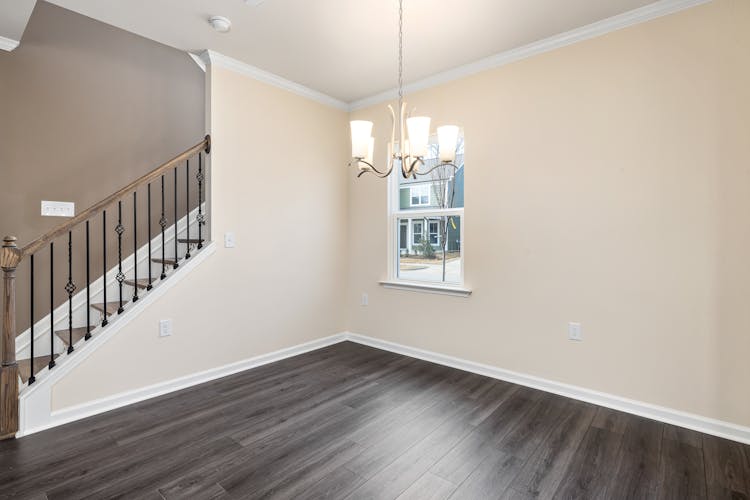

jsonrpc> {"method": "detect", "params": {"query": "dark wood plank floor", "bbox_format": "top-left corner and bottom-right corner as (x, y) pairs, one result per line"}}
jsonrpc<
(1, 341), (749, 499)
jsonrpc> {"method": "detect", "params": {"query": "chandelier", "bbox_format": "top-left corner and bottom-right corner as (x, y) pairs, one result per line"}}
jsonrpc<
(349, 0), (460, 179)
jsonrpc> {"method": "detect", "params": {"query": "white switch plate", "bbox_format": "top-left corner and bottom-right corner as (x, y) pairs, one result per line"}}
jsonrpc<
(41, 201), (75, 217)
(159, 319), (173, 337)
(224, 232), (236, 248)
(361, 293), (368, 306)
(568, 322), (582, 341)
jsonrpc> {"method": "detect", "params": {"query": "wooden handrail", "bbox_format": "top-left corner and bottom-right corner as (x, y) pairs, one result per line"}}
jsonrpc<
(21, 135), (211, 257)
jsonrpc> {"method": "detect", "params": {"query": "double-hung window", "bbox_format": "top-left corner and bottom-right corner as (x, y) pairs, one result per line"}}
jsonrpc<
(388, 137), (465, 287)
(409, 185), (431, 206)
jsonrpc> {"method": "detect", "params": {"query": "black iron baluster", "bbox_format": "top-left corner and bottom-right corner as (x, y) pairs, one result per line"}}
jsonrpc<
(85, 221), (91, 340)
(197, 153), (204, 249)
(65, 231), (76, 354)
(116, 201), (125, 314)
(147, 184), (153, 290)
(29, 254), (35, 384)
(49, 242), (55, 369)
(185, 159), (190, 259)
(132, 191), (139, 302)
(102, 210), (108, 327)
(173, 167), (179, 269)
(160, 175), (167, 280)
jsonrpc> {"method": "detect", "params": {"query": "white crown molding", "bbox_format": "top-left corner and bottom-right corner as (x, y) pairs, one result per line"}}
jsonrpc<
(188, 52), (206, 72)
(345, 333), (750, 445)
(0, 35), (20, 51)
(348, 0), (713, 110)
(201, 49), (349, 111)
(192, 0), (710, 112)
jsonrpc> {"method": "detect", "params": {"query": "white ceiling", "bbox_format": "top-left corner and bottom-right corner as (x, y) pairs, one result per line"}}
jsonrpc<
(42, 0), (665, 103)
(0, 0), (36, 45)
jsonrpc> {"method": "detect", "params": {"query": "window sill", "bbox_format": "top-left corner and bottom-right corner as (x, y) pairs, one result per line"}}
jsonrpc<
(379, 280), (472, 297)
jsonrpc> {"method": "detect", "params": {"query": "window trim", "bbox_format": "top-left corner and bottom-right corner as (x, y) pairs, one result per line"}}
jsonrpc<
(387, 178), (465, 288)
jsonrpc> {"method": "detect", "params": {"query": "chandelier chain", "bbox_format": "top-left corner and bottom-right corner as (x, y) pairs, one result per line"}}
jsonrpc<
(398, 0), (404, 125)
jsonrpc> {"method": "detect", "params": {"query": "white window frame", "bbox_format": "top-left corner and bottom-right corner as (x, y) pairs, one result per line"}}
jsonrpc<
(383, 164), (467, 295)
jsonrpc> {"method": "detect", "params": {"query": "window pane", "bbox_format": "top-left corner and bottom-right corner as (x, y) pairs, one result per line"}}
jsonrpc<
(398, 137), (464, 210)
(398, 215), (462, 284)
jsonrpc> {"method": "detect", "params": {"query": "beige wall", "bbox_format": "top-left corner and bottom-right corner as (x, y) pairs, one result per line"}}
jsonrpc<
(51, 65), (349, 409)
(348, 0), (750, 427)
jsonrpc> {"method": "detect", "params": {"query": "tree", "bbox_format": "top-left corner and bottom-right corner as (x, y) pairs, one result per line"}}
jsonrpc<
(429, 158), (456, 281)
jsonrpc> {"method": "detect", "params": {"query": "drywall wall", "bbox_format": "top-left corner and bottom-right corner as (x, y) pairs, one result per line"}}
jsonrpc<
(49, 63), (349, 410)
(347, 0), (750, 427)
(0, 1), (205, 332)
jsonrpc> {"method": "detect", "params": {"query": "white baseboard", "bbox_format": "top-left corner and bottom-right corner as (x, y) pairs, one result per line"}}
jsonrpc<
(18, 329), (750, 446)
(17, 330), (347, 437)
(345, 332), (750, 445)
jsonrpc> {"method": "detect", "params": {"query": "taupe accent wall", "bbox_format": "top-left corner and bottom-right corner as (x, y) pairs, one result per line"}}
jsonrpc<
(0, 1), (204, 331)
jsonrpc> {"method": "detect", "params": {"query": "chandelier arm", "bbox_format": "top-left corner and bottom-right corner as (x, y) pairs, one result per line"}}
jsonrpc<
(403, 157), (424, 178)
(352, 159), (393, 177)
(414, 162), (460, 177)
(358, 168), (391, 179)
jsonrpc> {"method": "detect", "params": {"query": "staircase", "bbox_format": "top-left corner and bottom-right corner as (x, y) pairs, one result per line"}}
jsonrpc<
(0, 136), (211, 439)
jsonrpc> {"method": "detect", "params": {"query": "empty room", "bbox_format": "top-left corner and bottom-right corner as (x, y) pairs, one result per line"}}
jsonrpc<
(0, 0), (749, 498)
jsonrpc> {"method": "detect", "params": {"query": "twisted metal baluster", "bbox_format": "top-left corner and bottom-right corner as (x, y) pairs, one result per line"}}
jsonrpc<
(185, 159), (191, 259)
(116, 201), (125, 314)
(197, 153), (204, 249)
(173, 167), (179, 269)
(65, 231), (76, 353)
(29, 254), (35, 384)
(132, 191), (139, 302)
(49, 242), (55, 369)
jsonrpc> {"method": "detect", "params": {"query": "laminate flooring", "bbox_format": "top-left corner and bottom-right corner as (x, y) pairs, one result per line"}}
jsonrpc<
(1, 342), (748, 499)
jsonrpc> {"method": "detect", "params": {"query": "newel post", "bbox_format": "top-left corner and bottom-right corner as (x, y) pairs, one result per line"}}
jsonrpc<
(1, 236), (22, 439)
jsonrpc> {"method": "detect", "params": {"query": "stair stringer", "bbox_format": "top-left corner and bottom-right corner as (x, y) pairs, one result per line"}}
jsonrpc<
(17, 241), (217, 436)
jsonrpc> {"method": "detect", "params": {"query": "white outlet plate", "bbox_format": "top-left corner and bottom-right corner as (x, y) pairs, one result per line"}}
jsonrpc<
(41, 201), (75, 217)
(361, 293), (368, 306)
(224, 232), (236, 248)
(159, 319), (173, 337)
(568, 322), (582, 341)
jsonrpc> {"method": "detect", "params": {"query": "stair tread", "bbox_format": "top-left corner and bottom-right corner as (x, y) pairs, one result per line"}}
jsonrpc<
(91, 302), (121, 316)
(177, 238), (204, 244)
(18, 355), (58, 384)
(54, 326), (95, 346)
(124, 278), (151, 289)
(151, 258), (178, 266)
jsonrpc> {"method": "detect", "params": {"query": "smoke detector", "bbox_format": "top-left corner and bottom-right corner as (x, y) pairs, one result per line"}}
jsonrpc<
(208, 16), (232, 33)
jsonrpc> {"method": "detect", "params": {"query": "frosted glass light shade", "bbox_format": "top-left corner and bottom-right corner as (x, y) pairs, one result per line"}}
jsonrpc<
(407, 117), (431, 158)
(437, 125), (459, 163)
(351, 120), (373, 158)
(364, 137), (375, 166)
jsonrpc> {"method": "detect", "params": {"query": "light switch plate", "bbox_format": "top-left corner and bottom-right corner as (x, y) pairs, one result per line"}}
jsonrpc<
(41, 201), (75, 217)
(568, 322), (582, 341)
(224, 232), (236, 248)
(159, 319), (173, 337)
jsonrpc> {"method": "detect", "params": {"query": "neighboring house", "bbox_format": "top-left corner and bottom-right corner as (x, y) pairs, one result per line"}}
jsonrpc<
(398, 156), (464, 256)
